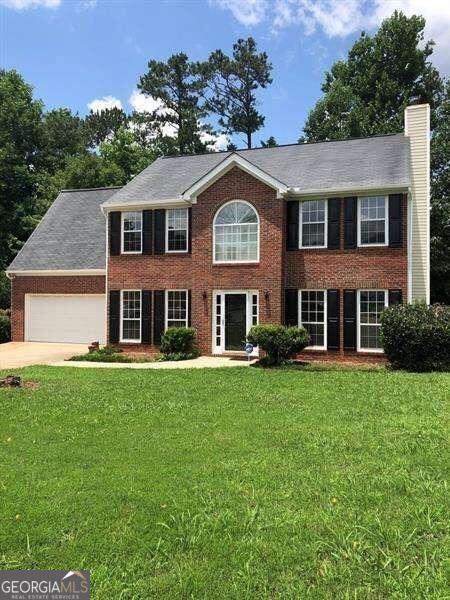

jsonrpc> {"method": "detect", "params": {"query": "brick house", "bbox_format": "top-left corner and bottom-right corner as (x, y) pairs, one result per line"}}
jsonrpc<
(7, 104), (430, 360)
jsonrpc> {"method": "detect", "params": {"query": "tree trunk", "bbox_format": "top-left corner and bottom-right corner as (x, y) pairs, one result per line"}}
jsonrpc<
(246, 131), (252, 149)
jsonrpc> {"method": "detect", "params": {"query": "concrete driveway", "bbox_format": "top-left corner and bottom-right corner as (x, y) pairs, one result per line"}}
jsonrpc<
(0, 342), (87, 369)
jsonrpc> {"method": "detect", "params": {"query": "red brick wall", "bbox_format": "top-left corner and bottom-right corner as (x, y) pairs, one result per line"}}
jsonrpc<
(108, 171), (407, 360)
(11, 275), (105, 341)
(285, 196), (408, 356)
(108, 167), (284, 354)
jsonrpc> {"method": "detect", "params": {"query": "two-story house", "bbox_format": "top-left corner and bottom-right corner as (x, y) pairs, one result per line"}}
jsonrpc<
(7, 104), (430, 360)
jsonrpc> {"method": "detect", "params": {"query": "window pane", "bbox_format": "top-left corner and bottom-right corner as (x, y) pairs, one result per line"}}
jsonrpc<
(301, 200), (326, 247)
(214, 202), (259, 261)
(122, 291), (141, 341)
(167, 208), (188, 251)
(123, 212), (142, 252)
(359, 290), (385, 350)
(167, 290), (187, 328)
(359, 197), (386, 245)
(300, 290), (326, 348)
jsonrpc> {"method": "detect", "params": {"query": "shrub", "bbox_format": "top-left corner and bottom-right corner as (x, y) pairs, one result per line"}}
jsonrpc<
(247, 324), (309, 366)
(160, 327), (199, 361)
(68, 346), (134, 363)
(381, 302), (450, 371)
(0, 309), (11, 344)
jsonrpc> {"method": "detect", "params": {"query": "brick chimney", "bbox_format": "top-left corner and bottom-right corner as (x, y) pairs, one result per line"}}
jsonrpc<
(404, 104), (430, 303)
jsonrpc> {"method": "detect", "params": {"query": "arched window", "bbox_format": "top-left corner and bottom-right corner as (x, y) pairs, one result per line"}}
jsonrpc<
(214, 200), (259, 263)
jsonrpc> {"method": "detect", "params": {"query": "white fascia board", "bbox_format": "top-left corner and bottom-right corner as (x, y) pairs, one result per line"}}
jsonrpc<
(6, 269), (106, 277)
(286, 183), (410, 199)
(181, 153), (289, 200)
(101, 199), (193, 213)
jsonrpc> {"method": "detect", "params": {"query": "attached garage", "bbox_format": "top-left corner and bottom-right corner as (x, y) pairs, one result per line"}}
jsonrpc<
(25, 294), (106, 344)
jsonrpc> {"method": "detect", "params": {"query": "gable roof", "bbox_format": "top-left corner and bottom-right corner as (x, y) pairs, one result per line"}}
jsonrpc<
(7, 187), (119, 273)
(103, 133), (410, 208)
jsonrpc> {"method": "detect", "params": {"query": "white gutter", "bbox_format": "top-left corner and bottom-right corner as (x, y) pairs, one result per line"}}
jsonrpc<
(6, 269), (106, 277)
(101, 198), (192, 213)
(286, 183), (410, 198)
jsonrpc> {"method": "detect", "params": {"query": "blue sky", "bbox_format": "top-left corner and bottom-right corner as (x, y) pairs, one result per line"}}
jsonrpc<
(2, 0), (449, 148)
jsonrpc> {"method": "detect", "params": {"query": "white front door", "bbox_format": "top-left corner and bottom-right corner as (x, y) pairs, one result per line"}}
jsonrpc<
(25, 294), (106, 344)
(213, 290), (258, 354)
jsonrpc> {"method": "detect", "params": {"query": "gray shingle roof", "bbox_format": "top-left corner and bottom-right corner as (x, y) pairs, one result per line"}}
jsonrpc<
(104, 134), (410, 206)
(8, 134), (411, 273)
(8, 187), (119, 272)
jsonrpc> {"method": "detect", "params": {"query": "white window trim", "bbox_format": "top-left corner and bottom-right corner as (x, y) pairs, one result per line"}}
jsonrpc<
(298, 199), (328, 249)
(298, 289), (327, 350)
(121, 211), (143, 255)
(212, 290), (259, 355)
(213, 200), (260, 264)
(357, 196), (389, 248)
(165, 208), (189, 253)
(165, 289), (189, 330)
(120, 289), (142, 343)
(357, 289), (388, 353)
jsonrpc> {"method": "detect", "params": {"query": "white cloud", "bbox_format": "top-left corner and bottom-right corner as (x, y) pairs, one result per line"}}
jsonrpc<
(129, 90), (228, 150)
(200, 130), (229, 151)
(0, 0), (60, 8)
(87, 96), (123, 113)
(129, 90), (178, 137)
(129, 90), (164, 114)
(212, 0), (268, 26)
(214, 0), (450, 72)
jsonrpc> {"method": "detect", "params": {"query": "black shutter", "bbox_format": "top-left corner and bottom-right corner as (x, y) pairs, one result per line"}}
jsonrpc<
(109, 212), (121, 255)
(388, 289), (402, 306)
(187, 208), (192, 253)
(286, 201), (299, 250)
(344, 197), (357, 249)
(343, 289), (357, 350)
(327, 289), (340, 350)
(327, 198), (340, 249)
(141, 290), (152, 344)
(285, 289), (298, 326)
(154, 209), (166, 254)
(109, 290), (120, 343)
(389, 194), (402, 247)
(142, 210), (153, 255)
(187, 290), (192, 326)
(153, 290), (165, 345)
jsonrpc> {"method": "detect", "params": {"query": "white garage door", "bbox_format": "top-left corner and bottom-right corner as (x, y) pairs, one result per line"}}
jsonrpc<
(25, 294), (106, 344)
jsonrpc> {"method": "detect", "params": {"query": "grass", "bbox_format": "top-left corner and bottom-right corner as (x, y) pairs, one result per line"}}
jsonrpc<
(0, 366), (448, 598)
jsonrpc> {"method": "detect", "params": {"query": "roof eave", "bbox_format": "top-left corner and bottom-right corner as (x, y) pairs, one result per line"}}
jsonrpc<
(6, 268), (106, 278)
(101, 198), (193, 212)
(285, 182), (410, 199)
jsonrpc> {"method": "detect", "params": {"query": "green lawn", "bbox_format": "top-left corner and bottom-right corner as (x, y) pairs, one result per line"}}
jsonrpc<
(0, 366), (448, 599)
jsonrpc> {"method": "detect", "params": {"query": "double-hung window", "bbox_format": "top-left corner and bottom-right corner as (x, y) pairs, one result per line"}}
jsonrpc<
(299, 290), (327, 349)
(357, 290), (387, 352)
(121, 290), (141, 342)
(166, 208), (188, 252)
(122, 211), (142, 253)
(166, 290), (188, 329)
(358, 196), (388, 246)
(299, 200), (327, 248)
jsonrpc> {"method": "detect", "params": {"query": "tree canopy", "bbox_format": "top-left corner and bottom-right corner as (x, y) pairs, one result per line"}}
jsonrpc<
(203, 38), (272, 149)
(300, 10), (449, 303)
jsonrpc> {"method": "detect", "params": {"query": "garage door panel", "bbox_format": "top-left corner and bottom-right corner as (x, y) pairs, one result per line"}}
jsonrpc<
(26, 295), (105, 344)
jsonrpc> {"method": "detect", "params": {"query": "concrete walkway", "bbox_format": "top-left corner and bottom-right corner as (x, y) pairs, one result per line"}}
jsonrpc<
(0, 342), (87, 369)
(52, 356), (256, 369)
